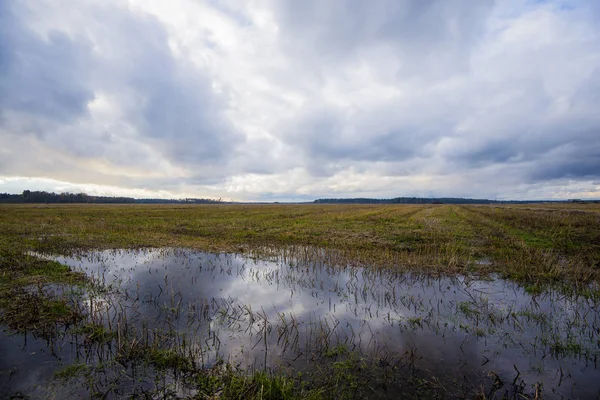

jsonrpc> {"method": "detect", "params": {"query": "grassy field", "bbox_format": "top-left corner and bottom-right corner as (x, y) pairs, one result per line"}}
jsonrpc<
(2, 203), (599, 287)
(1, 203), (599, 398)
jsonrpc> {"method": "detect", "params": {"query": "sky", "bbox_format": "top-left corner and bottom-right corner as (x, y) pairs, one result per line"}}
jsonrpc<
(1, 0), (599, 201)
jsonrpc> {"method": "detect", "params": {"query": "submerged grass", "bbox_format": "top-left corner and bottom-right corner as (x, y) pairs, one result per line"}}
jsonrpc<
(0, 250), (86, 338)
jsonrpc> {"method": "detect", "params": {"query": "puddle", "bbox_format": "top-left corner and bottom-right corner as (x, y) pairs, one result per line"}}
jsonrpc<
(3, 248), (600, 398)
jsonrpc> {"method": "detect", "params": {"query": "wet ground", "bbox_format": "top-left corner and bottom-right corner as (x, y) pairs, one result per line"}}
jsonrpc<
(2, 248), (599, 398)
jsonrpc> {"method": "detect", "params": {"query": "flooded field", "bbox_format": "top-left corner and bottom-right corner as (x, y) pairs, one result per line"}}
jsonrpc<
(2, 248), (599, 398)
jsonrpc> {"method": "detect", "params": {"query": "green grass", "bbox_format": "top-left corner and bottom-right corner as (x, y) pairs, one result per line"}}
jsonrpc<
(0, 250), (86, 337)
(75, 323), (117, 344)
(55, 363), (90, 380)
(324, 343), (348, 358)
(0, 203), (599, 398)
(0, 203), (598, 285)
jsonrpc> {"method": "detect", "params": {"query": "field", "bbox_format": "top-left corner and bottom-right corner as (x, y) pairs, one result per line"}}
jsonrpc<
(1, 203), (599, 398)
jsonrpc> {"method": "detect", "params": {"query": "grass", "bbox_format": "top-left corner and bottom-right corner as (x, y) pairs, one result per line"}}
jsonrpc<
(75, 323), (117, 344)
(0, 203), (599, 398)
(50, 345), (465, 399)
(55, 363), (90, 379)
(0, 203), (598, 286)
(0, 251), (86, 337)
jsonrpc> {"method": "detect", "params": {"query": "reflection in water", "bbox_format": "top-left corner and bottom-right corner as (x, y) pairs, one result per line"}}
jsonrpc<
(0, 331), (58, 397)
(2, 248), (600, 398)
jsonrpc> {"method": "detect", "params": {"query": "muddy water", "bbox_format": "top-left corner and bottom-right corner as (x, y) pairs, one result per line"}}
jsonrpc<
(2, 248), (599, 398)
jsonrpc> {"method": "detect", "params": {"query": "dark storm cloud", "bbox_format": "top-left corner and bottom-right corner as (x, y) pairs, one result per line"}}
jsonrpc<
(0, 2), (93, 127)
(282, 87), (463, 177)
(294, 113), (417, 163)
(268, 0), (600, 190)
(269, 0), (498, 176)
(274, 0), (494, 73)
(95, 8), (242, 164)
(0, 1), (241, 175)
(442, 69), (600, 180)
(530, 140), (600, 181)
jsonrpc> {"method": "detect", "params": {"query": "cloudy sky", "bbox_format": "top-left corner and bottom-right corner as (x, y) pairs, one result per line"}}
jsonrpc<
(1, 0), (599, 201)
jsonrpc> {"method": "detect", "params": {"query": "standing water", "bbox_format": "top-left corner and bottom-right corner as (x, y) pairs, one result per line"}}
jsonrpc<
(1, 248), (599, 398)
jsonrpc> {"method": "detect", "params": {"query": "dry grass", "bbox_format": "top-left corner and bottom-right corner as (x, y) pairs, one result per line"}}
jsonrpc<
(1, 203), (598, 289)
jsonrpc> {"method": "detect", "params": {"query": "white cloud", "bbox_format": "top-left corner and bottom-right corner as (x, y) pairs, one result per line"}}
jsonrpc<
(1, 0), (599, 201)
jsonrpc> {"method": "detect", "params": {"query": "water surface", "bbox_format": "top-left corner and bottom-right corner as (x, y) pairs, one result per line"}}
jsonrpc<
(2, 248), (599, 398)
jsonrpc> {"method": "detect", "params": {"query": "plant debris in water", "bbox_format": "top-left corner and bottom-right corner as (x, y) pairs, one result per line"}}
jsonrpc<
(1, 248), (599, 399)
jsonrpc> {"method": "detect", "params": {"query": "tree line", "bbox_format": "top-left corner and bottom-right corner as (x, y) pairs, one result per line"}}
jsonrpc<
(315, 197), (545, 204)
(0, 191), (223, 204)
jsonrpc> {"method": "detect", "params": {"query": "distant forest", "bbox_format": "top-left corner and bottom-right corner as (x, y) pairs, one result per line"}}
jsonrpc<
(0, 190), (595, 205)
(313, 197), (589, 204)
(0, 190), (223, 204)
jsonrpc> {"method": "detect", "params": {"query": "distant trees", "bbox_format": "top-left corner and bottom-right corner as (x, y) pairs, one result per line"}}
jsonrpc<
(14, 190), (133, 203)
(314, 197), (530, 205)
(0, 193), (22, 203)
(0, 191), (224, 204)
(313, 197), (599, 204)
